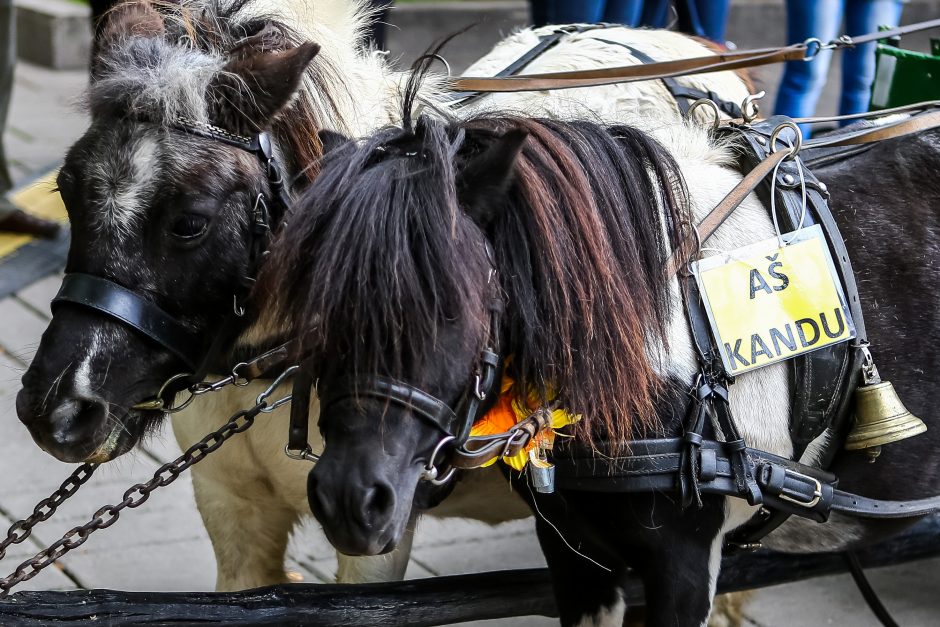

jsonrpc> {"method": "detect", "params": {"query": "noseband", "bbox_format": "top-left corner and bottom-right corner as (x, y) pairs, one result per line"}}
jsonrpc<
(51, 121), (291, 403)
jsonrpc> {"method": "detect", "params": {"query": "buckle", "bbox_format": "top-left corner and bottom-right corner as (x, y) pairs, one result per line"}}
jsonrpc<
(777, 470), (823, 508)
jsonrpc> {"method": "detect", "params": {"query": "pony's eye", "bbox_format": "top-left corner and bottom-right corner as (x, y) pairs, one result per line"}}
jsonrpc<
(170, 214), (209, 240)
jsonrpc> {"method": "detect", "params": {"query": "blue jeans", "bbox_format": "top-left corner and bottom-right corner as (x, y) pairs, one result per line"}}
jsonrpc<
(530, 0), (645, 26)
(529, 1), (730, 43)
(775, 0), (904, 136)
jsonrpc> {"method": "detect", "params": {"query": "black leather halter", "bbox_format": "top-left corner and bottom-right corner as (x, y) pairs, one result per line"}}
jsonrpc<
(296, 253), (505, 481)
(51, 121), (292, 395)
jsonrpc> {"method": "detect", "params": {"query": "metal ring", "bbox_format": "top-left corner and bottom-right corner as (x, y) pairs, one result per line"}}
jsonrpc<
(802, 37), (824, 60)
(687, 98), (721, 131)
(769, 120), (803, 160)
(152, 372), (198, 413)
(425, 53), (452, 77)
(420, 435), (456, 483)
(741, 90), (766, 124)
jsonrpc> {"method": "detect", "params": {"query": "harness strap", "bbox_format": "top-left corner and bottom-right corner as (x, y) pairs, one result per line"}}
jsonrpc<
(589, 38), (744, 119)
(448, 19), (940, 93)
(451, 24), (612, 108)
(450, 44), (808, 93)
(553, 437), (940, 521)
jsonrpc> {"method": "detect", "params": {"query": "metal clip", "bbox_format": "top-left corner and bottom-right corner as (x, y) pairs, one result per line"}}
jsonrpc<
(256, 365), (299, 413)
(528, 449), (555, 494)
(284, 444), (321, 463)
(741, 91), (765, 124)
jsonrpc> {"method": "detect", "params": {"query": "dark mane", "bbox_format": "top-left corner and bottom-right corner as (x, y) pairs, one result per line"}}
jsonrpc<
(268, 109), (690, 445)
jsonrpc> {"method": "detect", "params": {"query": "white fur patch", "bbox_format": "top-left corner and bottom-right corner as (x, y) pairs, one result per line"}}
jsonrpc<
(73, 329), (102, 398)
(91, 133), (160, 241)
(576, 594), (626, 627)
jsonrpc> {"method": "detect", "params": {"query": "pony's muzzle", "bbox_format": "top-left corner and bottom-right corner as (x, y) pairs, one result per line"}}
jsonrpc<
(16, 389), (114, 463)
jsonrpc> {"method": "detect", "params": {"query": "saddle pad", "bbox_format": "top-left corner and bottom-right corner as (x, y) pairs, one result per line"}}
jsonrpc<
(0, 171), (69, 299)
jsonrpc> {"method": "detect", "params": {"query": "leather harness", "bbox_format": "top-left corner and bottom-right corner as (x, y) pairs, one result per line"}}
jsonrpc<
(551, 111), (940, 547)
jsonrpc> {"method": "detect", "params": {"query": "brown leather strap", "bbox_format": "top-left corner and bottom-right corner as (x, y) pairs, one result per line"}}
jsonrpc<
(448, 18), (940, 94)
(806, 108), (940, 148)
(845, 17), (940, 46)
(449, 45), (808, 93)
(665, 148), (790, 278)
(667, 108), (940, 278)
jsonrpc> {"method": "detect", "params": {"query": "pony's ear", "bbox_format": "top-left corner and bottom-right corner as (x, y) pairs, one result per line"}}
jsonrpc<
(318, 129), (352, 154)
(97, 0), (165, 43)
(209, 42), (321, 135)
(92, 0), (165, 77)
(457, 128), (528, 226)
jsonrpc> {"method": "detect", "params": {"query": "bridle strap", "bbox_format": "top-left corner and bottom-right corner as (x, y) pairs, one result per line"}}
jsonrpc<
(319, 376), (466, 441)
(51, 273), (203, 371)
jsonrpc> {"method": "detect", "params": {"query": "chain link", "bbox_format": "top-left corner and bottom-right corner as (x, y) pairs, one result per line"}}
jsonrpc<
(0, 375), (289, 597)
(0, 463), (97, 563)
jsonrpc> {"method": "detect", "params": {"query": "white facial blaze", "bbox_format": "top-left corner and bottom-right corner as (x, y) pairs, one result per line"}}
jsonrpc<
(73, 329), (102, 398)
(92, 134), (160, 240)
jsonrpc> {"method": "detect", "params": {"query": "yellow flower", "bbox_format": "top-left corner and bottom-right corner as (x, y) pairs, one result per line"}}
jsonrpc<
(469, 366), (580, 470)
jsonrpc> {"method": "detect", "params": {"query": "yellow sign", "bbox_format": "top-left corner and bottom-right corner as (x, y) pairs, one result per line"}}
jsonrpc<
(693, 225), (855, 374)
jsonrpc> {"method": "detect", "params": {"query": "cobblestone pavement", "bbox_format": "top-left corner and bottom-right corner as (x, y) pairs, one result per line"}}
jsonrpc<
(0, 27), (938, 626)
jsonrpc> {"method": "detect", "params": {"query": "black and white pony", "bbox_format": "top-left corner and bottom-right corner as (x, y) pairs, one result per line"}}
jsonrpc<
(265, 70), (940, 624)
(13, 0), (753, 593)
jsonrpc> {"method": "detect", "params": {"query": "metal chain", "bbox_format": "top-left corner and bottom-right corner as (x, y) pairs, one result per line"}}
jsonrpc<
(0, 464), (97, 562)
(0, 367), (296, 598)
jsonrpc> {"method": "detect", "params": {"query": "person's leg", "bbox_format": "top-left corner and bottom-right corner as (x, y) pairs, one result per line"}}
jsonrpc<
(840, 0), (903, 118)
(694, 0), (731, 44)
(601, 0), (645, 26)
(0, 0), (16, 201)
(639, 0), (671, 28)
(775, 0), (843, 137)
(538, 0), (606, 25)
(0, 0), (60, 237)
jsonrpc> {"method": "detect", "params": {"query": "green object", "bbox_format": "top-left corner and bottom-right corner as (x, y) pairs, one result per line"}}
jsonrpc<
(870, 37), (940, 110)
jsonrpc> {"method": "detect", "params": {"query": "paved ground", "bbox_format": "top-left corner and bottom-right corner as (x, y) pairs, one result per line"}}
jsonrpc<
(0, 7), (939, 626)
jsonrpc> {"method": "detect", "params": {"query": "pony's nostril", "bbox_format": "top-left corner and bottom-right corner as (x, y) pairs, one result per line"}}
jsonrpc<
(49, 399), (83, 423)
(363, 483), (394, 519)
(48, 398), (108, 447)
(307, 472), (335, 521)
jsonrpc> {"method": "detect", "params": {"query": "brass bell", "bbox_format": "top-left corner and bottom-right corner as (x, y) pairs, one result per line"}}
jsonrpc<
(845, 347), (926, 461)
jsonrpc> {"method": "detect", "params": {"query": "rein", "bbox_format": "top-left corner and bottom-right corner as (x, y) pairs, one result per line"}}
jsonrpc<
(50, 121), (293, 409)
(447, 19), (940, 94)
